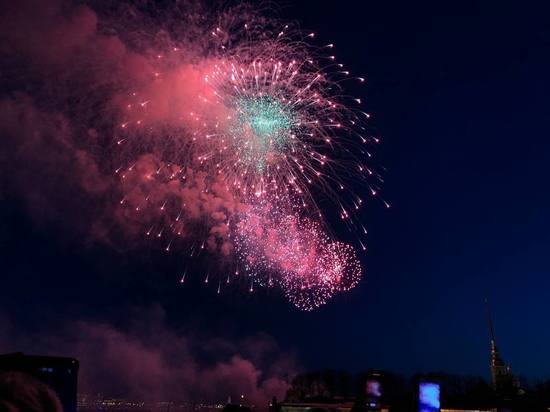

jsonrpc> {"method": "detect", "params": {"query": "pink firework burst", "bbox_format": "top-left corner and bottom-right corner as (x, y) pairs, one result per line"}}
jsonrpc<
(235, 201), (362, 311)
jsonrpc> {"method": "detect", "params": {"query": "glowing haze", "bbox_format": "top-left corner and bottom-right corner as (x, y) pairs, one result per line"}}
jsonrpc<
(0, 0), (385, 310)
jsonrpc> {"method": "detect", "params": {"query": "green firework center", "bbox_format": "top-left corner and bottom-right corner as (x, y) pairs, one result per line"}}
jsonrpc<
(235, 96), (295, 170)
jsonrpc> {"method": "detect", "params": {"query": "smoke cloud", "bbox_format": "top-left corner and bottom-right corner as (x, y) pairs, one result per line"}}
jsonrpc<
(0, 307), (298, 406)
(0, 0), (240, 253)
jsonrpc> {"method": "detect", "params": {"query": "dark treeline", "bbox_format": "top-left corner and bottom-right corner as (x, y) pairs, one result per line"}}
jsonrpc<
(284, 370), (550, 411)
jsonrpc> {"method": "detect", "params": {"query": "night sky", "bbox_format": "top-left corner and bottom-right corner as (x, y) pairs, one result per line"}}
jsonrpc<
(1, 0), (550, 394)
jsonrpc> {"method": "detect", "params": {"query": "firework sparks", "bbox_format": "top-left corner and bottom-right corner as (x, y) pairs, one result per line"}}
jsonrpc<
(232, 95), (294, 171)
(113, 3), (384, 309)
(235, 201), (361, 310)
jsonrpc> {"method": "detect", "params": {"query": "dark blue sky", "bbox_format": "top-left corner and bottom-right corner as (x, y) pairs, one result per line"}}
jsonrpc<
(282, 0), (550, 378)
(2, 0), (550, 381)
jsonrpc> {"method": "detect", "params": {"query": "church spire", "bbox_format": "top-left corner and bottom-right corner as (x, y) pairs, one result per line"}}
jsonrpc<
(485, 299), (503, 388)
(485, 299), (518, 393)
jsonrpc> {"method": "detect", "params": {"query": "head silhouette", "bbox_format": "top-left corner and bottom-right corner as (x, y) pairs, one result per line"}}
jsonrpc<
(0, 372), (62, 412)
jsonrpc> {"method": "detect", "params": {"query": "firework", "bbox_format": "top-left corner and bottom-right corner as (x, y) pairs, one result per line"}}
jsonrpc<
(114, 3), (383, 309)
(196, 31), (375, 209)
(235, 201), (361, 311)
